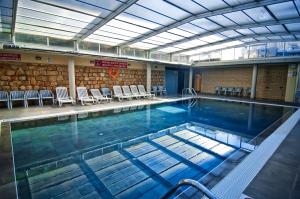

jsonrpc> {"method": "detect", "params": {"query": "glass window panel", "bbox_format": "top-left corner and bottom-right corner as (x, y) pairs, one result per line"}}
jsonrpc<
(15, 33), (47, 45)
(241, 38), (256, 42)
(236, 28), (253, 35)
(208, 15), (236, 26)
(296, 0), (300, 11)
(165, 0), (207, 14)
(255, 36), (268, 41)
(0, 15), (12, 24)
(79, 41), (99, 52)
(0, 0), (13, 8)
(106, 19), (150, 34)
(295, 35), (300, 39)
(250, 27), (270, 34)
(125, 4), (175, 25)
(267, 25), (286, 33)
(0, 32), (10, 41)
(199, 34), (225, 43)
(93, 30), (132, 41)
(116, 13), (161, 29)
(178, 23), (207, 35)
(121, 47), (135, 56)
(234, 46), (249, 59)
(0, 7), (13, 16)
(159, 47), (182, 53)
(156, 32), (184, 41)
(222, 48), (235, 60)
(244, 7), (273, 22)
(221, 30), (241, 38)
(143, 38), (165, 45)
(49, 37), (73, 48)
(137, 0), (190, 20)
(150, 51), (170, 61)
(145, 36), (173, 44)
(100, 44), (117, 54)
(267, 2), (299, 20)
(193, 0), (229, 10)
(191, 18), (220, 30)
(171, 54), (189, 63)
(224, 11), (254, 25)
(16, 28), (71, 40)
(174, 39), (207, 49)
(249, 44), (266, 58)
(267, 36), (281, 40)
(19, 0), (96, 23)
(130, 42), (158, 49)
(16, 16), (84, 33)
(86, 35), (126, 45)
(78, 0), (122, 11)
(168, 28), (194, 37)
(98, 25), (140, 38)
(16, 24), (76, 38)
(135, 49), (146, 58)
(285, 41), (300, 56)
(225, 0), (254, 6)
(286, 23), (300, 31)
(266, 42), (284, 57)
(281, 35), (295, 40)
(17, 8), (90, 28)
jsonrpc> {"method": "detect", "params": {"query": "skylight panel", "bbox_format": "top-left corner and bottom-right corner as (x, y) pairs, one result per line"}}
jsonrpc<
(86, 35), (126, 45)
(267, 1), (299, 20)
(165, 0), (207, 14)
(178, 23), (207, 34)
(106, 19), (150, 34)
(225, 0), (254, 6)
(267, 25), (286, 33)
(168, 28), (195, 37)
(145, 36), (173, 44)
(98, 25), (140, 38)
(159, 47), (182, 53)
(93, 30), (132, 41)
(199, 34), (226, 43)
(191, 18), (220, 31)
(208, 15), (236, 27)
(193, 0), (229, 10)
(224, 11), (254, 25)
(285, 23), (300, 32)
(236, 28), (253, 35)
(156, 32), (184, 41)
(250, 27), (271, 34)
(220, 30), (241, 38)
(244, 7), (274, 22)
(116, 13), (161, 29)
(129, 42), (158, 49)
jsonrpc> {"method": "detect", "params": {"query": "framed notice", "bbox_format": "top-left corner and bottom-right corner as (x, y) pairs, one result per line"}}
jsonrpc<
(0, 53), (21, 61)
(94, 60), (127, 68)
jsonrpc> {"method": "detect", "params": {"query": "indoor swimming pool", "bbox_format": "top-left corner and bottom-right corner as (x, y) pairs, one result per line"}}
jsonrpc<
(9, 99), (294, 199)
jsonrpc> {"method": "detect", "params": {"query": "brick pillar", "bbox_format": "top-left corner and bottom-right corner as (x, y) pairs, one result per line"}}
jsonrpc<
(68, 57), (76, 99)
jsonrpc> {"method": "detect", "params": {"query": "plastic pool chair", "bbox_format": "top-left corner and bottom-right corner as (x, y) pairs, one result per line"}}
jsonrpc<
(158, 86), (167, 96)
(152, 86), (158, 96)
(122, 85), (139, 99)
(56, 87), (76, 107)
(113, 85), (132, 101)
(90, 89), (111, 103)
(76, 87), (95, 106)
(130, 85), (147, 98)
(39, 90), (54, 106)
(215, 86), (222, 95)
(25, 90), (41, 108)
(137, 85), (154, 98)
(101, 87), (112, 98)
(10, 91), (26, 108)
(0, 91), (10, 109)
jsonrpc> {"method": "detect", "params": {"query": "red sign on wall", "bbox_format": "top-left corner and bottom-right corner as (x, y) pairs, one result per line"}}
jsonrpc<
(94, 60), (127, 68)
(0, 53), (21, 61)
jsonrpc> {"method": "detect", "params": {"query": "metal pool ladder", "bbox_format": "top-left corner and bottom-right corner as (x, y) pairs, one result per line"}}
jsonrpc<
(161, 179), (218, 199)
(182, 88), (198, 97)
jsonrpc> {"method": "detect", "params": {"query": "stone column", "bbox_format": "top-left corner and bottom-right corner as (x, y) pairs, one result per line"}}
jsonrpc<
(285, 64), (298, 102)
(250, 64), (258, 99)
(146, 63), (151, 93)
(68, 57), (76, 99)
(189, 67), (193, 89)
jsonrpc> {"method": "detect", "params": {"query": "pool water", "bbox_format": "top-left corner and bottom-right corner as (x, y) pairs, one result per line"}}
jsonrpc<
(11, 99), (293, 198)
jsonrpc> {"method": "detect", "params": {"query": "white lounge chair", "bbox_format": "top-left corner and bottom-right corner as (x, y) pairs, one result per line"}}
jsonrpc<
(101, 88), (112, 98)
(137, 85), (155, 98)
(158, 86), (167, 95)
(113, 86), (132, 101)
(122, 85), (139, 99)
(25, 90), (41, 108)
(90, 89), (111, 103)
(130, 85), (147, 98)
(77, 87), (95, 105)
(40, 90), (55, 106)
(56, 87), (75, 107)
(0, 91), (10, 109)
(10, 91), (26, 108)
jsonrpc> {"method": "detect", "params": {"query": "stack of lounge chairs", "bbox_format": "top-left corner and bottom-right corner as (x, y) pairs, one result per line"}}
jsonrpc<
(215, 86), (251, 97)
(151, 85), (167, 96)
(0, 84), (155, 109)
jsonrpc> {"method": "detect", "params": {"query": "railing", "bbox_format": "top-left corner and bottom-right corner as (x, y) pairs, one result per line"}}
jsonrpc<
(182, 88), (198, 97)
(161, 179), (218, 199)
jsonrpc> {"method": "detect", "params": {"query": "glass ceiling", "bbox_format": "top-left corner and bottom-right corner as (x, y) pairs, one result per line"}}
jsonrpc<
(1, 0), (300, 60)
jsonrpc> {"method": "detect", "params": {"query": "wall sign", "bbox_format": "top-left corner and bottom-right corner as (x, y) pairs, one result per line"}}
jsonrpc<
(0, 53), (21, 61)
(94, 60), (127, 68)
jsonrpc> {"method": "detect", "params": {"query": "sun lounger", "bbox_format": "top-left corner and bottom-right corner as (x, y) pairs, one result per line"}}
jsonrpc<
(122, 85), (139, 99)
(56, 87), (76, 107)
(113, 86), (132, 101)
(158, 86), (167, 95)
(130, 85), (146, 98)
(77, 87), (95, 105)
(101, 88), (112, 98)
(0, 91), (10, 109)
(10, 91), (25, 108)
(137, 85), (154, 98)
(90, 89), (111, 103)
(25, 90), (41, 108)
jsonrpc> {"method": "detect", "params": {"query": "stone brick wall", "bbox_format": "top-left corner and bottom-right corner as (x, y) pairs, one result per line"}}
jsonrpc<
(0, 61), (68, 91)
(200, 67), (253, 93)
(199, 65), (288, 101)
(256, 65), (288, 101)
(151, 70), (165, 86)
(0, 62), (165, 92)
(75, 65), (147, 89)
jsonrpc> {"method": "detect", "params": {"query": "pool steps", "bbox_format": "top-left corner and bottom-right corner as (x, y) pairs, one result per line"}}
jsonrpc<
(24, 123), (250, 199)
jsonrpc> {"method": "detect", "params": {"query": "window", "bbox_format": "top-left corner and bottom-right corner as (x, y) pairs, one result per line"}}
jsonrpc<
(15, 33), (47, 45)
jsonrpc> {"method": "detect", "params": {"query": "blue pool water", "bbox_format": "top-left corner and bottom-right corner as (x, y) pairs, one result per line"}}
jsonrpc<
(11, 99), (293, 199)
